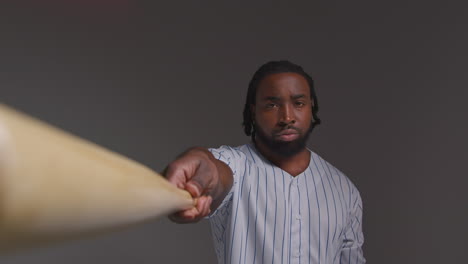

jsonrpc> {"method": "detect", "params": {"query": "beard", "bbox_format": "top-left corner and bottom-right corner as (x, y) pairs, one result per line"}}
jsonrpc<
(255, 124), (313, 158)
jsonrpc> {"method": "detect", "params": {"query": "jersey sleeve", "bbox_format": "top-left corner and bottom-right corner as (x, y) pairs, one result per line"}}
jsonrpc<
(340, 189), (366, 263)
(207, 145), (245, 218)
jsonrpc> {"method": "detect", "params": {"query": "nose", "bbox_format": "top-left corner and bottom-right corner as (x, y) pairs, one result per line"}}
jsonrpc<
(278, 104), (295, 126)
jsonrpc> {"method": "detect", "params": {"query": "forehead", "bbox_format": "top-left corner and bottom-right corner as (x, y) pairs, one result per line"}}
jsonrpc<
(256, 72), (310, 99)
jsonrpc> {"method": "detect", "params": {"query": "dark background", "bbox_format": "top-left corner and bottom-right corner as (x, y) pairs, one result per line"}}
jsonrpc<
(1, 1), (467, 263)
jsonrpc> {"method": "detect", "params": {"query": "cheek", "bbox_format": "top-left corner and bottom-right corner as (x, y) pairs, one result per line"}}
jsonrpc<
(255, 112), (277, 128)
(305, 110), (313, 122)
(298, 109), (313, 125)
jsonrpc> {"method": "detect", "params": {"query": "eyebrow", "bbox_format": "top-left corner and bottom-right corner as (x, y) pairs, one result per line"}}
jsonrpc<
(262, 94), (308, 101)
(291, 94), (307, 100)
(264, 96), (281, 101)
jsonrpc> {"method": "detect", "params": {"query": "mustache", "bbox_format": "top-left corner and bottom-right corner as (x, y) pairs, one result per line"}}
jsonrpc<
(273, 127), (301, 135)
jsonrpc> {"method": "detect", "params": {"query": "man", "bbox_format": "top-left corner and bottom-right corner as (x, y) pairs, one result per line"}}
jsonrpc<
(164, 61), (365, 264)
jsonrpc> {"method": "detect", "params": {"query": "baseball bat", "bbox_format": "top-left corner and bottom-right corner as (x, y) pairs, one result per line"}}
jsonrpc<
(0, 104), (193, 252)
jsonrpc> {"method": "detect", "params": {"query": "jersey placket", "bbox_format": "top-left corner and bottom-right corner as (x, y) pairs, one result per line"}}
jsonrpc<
(288, 176), (302, 264)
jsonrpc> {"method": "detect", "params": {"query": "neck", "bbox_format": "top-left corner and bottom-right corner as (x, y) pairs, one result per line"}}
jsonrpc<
(254, 138), (310, 177)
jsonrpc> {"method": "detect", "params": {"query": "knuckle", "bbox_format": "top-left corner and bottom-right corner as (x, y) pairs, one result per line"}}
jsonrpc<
(164, 163), (178, 176)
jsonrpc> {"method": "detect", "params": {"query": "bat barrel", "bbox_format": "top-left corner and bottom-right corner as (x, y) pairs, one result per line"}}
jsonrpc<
(0, 104), (193, 252)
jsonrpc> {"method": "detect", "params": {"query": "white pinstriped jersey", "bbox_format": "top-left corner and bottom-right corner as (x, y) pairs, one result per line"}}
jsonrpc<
(208, 144), (365, 264)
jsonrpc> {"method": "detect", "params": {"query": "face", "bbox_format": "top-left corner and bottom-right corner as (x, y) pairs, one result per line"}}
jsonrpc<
(252, 72), (314, 157)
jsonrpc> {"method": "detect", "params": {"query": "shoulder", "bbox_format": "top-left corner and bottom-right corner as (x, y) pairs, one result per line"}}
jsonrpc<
(309, 150), (362, 206)
(209, 145), (246, 163)
(208, 143), (264, 165)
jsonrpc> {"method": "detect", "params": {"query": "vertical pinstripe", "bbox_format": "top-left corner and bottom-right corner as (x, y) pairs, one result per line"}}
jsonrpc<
(208, 144), (365, 264)
(271, 166), (278, 264)
(312, 154), (331, 262)
(242, 186), (252, 264)
(281, 170), (287, 263)
(297, 181), (302, 264)
(308, 165), (321, 264)
(261, 167), (268, 263)
(319, 158), (339, 244)
(304, 170), (312, 264)
(252, 168), (260, 264)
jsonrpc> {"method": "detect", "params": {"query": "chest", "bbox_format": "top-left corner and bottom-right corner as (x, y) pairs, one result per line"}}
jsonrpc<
(234, 164), (352, 242)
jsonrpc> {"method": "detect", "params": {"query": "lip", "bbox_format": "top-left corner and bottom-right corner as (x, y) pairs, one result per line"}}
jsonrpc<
(275, 129), (299, 141)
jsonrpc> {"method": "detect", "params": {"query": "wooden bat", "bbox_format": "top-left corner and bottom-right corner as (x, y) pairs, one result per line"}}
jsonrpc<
(0, 104), (193, 253)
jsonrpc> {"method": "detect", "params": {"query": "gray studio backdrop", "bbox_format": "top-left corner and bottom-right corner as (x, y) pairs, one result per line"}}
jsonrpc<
(1, 1), (467, 263)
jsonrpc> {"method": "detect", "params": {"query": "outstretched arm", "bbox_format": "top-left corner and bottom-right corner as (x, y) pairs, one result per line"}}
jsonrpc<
(163, 147), (233, 223)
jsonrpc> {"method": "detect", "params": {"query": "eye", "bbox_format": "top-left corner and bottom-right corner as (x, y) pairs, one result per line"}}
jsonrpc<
(266, 103), (278, 109)
(295, 101), (306, 107)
